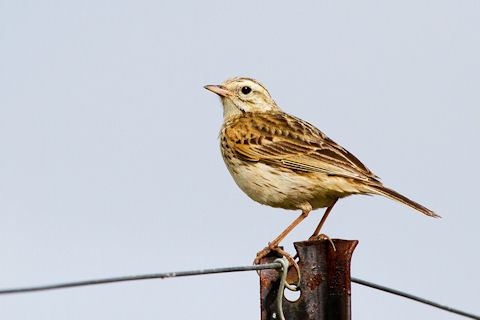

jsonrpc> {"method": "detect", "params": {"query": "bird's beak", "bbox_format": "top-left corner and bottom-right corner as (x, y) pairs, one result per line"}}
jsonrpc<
(204, 85), (231, 97)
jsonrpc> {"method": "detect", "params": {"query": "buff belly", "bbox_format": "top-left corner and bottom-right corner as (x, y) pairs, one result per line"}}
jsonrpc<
(225, 161), (361, 211)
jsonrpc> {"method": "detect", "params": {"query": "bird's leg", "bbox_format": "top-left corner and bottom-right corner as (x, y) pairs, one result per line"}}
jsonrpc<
(308, 199), (338, 241)
(255, 210), (310, 264)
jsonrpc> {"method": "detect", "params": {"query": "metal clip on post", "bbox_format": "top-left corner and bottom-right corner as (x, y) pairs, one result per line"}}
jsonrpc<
(272, 257), (296, 320)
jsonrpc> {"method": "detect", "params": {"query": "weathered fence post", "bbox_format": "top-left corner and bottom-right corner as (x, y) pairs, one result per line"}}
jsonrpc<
(260, 239), (358, 320)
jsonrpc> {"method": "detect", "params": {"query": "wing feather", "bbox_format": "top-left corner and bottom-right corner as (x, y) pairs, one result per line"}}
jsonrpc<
(223, 112), (380, 183)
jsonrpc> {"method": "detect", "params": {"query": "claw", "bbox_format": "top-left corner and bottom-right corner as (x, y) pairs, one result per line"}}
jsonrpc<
(254, 246), (272, 264)
(309, 233), (336, 251)
(254, 245), (301, 289)
(254, 243), (279, 264)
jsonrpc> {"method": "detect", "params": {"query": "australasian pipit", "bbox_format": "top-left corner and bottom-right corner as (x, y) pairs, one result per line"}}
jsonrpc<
(205, 77), (439, 263)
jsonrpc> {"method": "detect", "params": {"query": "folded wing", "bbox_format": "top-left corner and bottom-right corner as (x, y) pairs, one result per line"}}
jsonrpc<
(223, 112), (380, 183)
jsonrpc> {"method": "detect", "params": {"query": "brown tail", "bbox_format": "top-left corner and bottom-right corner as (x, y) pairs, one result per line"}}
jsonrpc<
(365, 184), (440, 218)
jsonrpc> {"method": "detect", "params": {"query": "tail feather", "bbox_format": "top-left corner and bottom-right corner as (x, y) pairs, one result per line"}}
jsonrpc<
(365, 184), (440, 218)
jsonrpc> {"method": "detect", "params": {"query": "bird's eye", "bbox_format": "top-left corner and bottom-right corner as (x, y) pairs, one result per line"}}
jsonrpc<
(241, 86), (252, 95)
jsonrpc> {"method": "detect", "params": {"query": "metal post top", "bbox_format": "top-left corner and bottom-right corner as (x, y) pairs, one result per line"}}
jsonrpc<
(260, 239), (359, 320)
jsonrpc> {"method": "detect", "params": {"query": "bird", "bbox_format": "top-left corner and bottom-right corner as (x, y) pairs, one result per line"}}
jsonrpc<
(204, 77), (439, 263)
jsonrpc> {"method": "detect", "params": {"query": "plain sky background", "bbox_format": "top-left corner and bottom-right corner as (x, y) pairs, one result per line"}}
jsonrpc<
(1, 1), (479, 319)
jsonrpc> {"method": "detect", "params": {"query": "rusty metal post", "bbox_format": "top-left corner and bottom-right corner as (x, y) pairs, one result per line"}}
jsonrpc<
(260, 239), (358, 320)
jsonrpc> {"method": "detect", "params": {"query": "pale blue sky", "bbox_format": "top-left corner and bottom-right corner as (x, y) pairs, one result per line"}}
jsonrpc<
(0, 1), (479, 319)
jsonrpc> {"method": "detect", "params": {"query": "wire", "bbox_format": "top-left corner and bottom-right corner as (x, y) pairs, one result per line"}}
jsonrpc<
(0, 263), (478, 320)
(0, 262), (282, 295)
(351, 277), (480, 320)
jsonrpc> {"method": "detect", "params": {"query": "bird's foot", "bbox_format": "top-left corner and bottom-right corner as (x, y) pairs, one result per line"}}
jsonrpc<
(308, 233), (336, 251)
(254, 243), (282, 264)
(254, 244), (300, 287)
(254, 244), (298, 272)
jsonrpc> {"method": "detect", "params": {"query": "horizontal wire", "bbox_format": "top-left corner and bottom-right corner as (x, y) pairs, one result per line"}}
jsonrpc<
(0, 263), (282, 295)
(351, 277), (480, 320)
(0, 263), (478, 319)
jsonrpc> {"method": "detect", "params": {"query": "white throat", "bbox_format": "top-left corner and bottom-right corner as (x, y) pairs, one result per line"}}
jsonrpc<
(221, 98), (244, 119)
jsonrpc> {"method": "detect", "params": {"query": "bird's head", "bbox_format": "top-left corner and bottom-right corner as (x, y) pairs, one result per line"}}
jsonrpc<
(204, 77), (280, 118)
